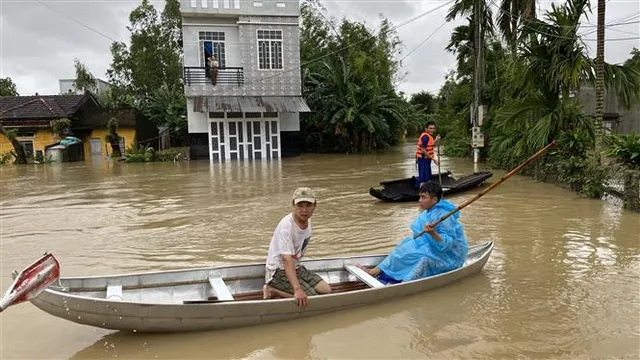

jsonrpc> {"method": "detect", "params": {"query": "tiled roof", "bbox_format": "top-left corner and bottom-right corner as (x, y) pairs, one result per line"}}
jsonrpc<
(0, 94), (90, 120)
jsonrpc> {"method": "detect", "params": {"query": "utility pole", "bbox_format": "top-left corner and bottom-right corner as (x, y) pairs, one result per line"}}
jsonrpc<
(594, 0), (606, 162)
(471, 0), (486, 164)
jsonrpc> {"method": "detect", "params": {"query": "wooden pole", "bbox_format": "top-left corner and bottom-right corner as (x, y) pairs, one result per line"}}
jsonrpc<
(414, 141), (557, 239)
(437, 139), (442, 186)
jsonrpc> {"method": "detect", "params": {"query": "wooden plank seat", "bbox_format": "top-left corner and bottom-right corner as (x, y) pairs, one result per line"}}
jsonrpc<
(106, 284), (123, 300)
(183, 281), (371, 304)
(208, 277), (234, 301)
(344, 265), (385, 288)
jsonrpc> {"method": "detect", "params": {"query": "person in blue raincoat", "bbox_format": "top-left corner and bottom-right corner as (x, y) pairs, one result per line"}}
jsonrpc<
(358, 181), (468, 283)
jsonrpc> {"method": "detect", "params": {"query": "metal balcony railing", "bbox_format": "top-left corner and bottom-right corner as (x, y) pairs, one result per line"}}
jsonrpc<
(183, 66), (244, 86)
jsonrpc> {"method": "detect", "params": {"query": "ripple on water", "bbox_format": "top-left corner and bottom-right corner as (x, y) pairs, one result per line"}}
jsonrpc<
(0, 146), (639, 360)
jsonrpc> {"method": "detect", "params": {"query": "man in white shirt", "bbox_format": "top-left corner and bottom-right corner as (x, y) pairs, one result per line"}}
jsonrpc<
(263, 187), (331, 308)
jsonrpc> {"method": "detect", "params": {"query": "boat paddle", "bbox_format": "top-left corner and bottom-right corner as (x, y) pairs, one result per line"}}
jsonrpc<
(437, 136), (442, 186)
(0, 253), (60, 313)
(413, 140), (557, 239)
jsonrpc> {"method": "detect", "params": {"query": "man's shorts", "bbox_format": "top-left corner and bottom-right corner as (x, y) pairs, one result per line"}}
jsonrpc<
(268, 266), (324, 295)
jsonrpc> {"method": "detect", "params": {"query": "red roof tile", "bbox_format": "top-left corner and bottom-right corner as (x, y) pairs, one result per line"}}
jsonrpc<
(0, 94), (91, 120)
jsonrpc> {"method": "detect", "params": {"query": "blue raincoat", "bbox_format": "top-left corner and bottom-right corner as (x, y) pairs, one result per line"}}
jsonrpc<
(376, 199), (468, 283)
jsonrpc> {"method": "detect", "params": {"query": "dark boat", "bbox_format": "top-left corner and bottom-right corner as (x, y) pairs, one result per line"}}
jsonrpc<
(369, 170), (493, 202)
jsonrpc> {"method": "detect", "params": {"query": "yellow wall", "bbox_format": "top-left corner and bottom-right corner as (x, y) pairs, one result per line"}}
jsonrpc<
(83, 128), (136, 158)
(0, 129), (56, 156)
(0, 135), (12, 155)
(0, 128), (137, 160)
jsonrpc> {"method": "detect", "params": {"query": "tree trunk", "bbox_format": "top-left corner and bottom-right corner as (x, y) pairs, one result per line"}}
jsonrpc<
(0, 122), (28, 164)
(594, 0), (606, 162)
(107, 134), (122, 158)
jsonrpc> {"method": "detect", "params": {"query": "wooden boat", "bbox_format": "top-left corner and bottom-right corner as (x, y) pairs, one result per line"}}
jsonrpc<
(4, 242), (493, 333)
(369, 171), (493, 202)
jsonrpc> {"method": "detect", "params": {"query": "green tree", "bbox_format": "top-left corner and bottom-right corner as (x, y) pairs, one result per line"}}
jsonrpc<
(107, 0), (182, 104)
(0, 77), (19, 96)
(496, 0), (537, 51)
(141, 84), (187, 146)
(0, 77), (26, 163)
(106, 0), (185, 143)
(72, 59), (97, 93)
(624, 48), (640, 71)
(106, 118), (122, 158)
(0, 124), (28, 164)
(300, 1), (413, 153)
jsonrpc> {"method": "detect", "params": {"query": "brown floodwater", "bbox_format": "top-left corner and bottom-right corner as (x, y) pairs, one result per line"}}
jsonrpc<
(1, 143), (639, 359)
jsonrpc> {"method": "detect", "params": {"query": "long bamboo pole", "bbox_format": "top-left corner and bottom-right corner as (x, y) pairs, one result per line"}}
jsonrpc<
(413, 141), (557, 239)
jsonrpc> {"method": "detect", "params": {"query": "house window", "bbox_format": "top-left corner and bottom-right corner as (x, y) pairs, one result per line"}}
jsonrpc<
(257, 30), (283, 70)
(18, 139), (34, 157)
(199, 31), (226, 68)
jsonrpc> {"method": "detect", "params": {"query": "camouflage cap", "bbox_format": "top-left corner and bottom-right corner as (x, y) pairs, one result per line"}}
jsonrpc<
(292, 187), (316, 204)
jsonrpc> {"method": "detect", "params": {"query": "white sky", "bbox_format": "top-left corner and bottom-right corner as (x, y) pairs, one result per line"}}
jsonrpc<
(1, 0), (638, 96)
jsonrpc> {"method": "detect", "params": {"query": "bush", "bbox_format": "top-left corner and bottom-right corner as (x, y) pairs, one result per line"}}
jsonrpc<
(124, 144), (188, 163)
(545, 131), (609, 198)
(603, 133), (640, 169)
(0, 152), (13, 164)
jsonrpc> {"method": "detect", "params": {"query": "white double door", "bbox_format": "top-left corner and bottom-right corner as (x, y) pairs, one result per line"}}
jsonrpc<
(209, 119), (280, 162)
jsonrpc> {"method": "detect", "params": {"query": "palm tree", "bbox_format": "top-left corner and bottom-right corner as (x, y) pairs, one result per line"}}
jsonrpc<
(491, 0), (640, 163)
(594, 0), (606, 160)
(497, 0), (537, 51)
(303, 56), (409, 153)
(445, 0), (495, 78)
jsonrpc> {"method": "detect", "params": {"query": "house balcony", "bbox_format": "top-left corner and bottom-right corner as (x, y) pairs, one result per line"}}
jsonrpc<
(183, 66), (245, 96)
(181, 0), (299, 17)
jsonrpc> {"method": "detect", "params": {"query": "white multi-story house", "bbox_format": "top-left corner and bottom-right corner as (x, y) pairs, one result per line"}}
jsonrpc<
(180, 0), (310, 162)
(59, 78), (111, 97)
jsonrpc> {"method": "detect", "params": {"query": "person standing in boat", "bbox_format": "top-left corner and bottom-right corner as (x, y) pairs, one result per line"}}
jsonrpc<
(415, 121), (440, 187)
(263, 187), (332, 308)
(358, 181), (468, 284)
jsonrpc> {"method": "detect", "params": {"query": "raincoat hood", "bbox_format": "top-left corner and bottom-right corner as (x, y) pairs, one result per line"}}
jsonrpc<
(431, 199), (459, 220)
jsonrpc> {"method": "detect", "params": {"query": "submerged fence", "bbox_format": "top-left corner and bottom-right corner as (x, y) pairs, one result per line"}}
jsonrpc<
(604, 169), (640, 212)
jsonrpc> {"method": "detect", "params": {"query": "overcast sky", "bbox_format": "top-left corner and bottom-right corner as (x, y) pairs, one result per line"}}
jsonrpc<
(1, 0), (638, 97)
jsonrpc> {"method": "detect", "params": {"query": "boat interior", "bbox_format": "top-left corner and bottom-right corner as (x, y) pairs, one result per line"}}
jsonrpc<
(48, 243), (491, 305)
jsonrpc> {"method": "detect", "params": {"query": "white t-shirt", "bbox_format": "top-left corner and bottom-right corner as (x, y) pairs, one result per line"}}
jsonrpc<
(264, 213), (312, 284)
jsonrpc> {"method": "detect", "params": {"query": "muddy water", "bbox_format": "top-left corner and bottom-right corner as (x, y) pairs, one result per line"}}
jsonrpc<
(1, 144), (638, 359)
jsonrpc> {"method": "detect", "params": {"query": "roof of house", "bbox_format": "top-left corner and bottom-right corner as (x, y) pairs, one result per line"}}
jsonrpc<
(0, 92), (97, 120)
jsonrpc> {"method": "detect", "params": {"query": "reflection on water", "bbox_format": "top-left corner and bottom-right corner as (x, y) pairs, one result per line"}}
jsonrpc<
(1, 143), (639, 359)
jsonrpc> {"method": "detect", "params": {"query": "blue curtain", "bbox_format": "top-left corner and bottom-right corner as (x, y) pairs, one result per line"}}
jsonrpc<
(203, 41), (213, 61)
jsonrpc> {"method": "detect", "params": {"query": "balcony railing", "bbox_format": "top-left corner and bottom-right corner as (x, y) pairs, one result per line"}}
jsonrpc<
(183, 66), (244, 86)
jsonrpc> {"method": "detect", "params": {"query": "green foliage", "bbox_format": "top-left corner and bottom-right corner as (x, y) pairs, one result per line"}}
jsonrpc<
(541, 130), (608, 198)
(107, 0), (183, 103)
(0, 152), (13, 164)
(299, 1), (413, 153)
(107, 118), (119, 134)
(624, 48), (640, 71)
(72, 59), (97, 93)
(51, 118), (72, 137)
(0, 77), (18, 96)
(5, 128), (18, 141)
(603, 133), (640, 169)
(432, 0), (640, 198)
(106, 0), (186, 144)
(124, 144), (187, 163)
(140, 84), (187, 146)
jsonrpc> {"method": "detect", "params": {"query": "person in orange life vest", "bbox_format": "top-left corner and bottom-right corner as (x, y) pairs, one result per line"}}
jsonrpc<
(415, 121), (440, 187)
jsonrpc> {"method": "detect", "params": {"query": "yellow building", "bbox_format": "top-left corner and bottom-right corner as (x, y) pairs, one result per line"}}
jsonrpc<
(0, 92), (158, 162)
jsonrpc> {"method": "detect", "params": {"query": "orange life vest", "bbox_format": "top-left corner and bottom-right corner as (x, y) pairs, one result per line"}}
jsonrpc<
(416, 132), (434, 159)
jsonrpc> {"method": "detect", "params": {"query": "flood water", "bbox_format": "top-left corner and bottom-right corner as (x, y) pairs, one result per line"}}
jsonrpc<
(1, 143), (639, 359)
